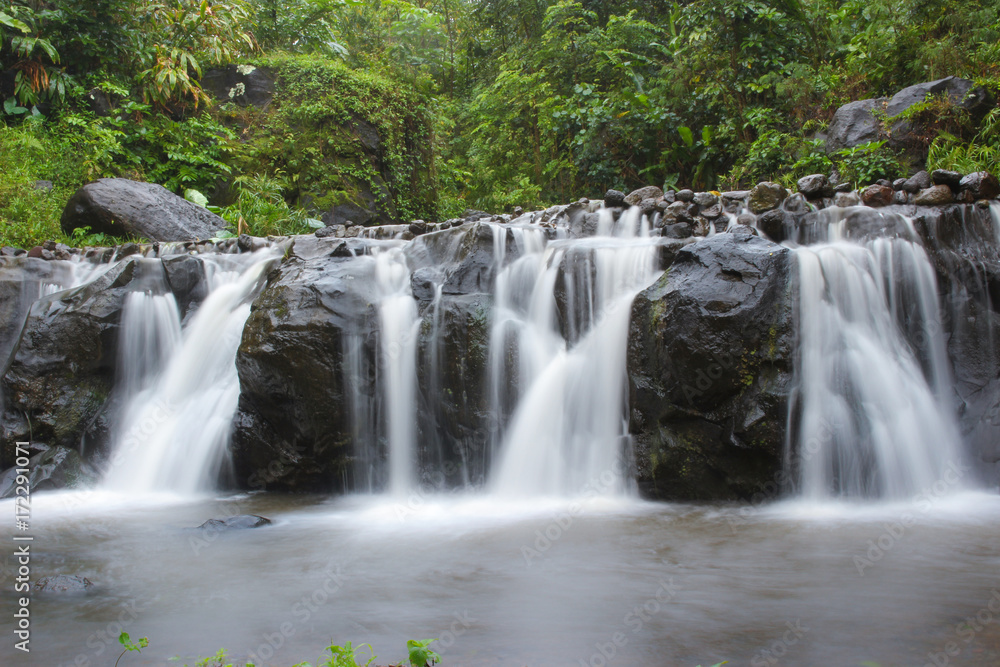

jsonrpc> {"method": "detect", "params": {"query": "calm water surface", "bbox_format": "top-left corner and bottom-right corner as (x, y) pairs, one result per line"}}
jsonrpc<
(3, 490), (1000, 667)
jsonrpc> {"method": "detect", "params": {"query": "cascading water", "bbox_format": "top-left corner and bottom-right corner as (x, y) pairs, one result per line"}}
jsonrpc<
(488, 210), (661, 497)
(790, 209), (967, 500)
(102, 250), (278, 493)
(373, 246), (421, 496)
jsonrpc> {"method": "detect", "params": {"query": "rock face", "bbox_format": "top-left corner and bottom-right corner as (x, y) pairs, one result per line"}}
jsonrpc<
(202, 64), (275, 108)
(628, 230), (795, 500)
(0, 260), (138, 461)
(231, 236), (379, 493)
(232, 225), (502, 491)
(61, 179), (226, 242)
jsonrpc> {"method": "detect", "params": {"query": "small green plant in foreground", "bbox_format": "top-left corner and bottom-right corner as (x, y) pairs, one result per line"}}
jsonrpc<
(115, 632), (149, 667)
(406, 638), (441, 667)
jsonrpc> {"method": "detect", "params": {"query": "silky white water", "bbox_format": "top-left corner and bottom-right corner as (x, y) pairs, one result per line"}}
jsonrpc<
(102, 250), (278, 493)
(373, 246), (421, 496)
(792, 216), (966, 500)
(489, 210), (661, 497)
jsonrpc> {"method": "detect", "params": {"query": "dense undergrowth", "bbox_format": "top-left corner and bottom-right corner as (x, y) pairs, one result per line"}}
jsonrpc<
(2, 0), (1000, 248)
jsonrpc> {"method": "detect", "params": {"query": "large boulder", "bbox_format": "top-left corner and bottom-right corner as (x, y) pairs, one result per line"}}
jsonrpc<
(231, 236), (379, 492)
(826, 77), (993, 167)
(61, 179), (227, 242)
(627, 229), (795, 500)
(885, 76), (992, 119)
(825, 98), (887, 152)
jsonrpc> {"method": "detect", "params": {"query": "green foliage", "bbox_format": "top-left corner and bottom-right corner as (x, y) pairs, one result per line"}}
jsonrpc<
(928, 108), (1000, 175)
(133, 1), (257, 110)
(230, 53), (436, 222)
(115, 632), (149, 667)
(215, 172), (323, 237)
(406, 638), (441, 667)
(833, 141), (903, 186)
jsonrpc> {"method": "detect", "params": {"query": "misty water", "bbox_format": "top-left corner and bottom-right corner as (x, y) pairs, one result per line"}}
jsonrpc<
(5, 490), (1000, 666)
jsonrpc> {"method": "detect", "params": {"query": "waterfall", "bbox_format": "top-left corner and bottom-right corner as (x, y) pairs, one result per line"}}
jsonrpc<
(489, 213), (661, 497)
(791, 213), (967, 500)
(102, 250), (277, 493)
(373, 246), (421, 496)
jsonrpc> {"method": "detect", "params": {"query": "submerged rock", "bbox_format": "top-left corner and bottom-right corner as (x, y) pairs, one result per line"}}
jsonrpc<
(197, 515), (272, 530)
(33, 575), (93, 593)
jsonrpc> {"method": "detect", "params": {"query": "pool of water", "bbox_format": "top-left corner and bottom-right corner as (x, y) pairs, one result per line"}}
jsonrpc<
(3, 490), (1000, 667)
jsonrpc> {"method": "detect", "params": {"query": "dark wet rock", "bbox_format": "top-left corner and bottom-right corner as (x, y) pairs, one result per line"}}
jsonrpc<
(61, 178), (226, 242)
(693, 192), (718, 208)
(405, 222), (510, 295)
(861, 184), (895, 207)
(959, 171), (1000, 200)
(832, 182), (853, 193)
(796, 174), (830, 199)
(757, 208), (789, 242)
(894, 190), (910, 205)
(826, 98), (887, 152)
(33, 575), (93, 593)
(932, 169), (963, 190)
(197, 514), (272, 530)
(662, 190), (676, 204)
(0, 446), (98, 498)
(1, 246), (25, 256)
(315, 225), (345, 239)
(736, 212), (757, 228)
(892, 178), (907, 190)
(699, 204), (722, 219)
(662, 223), (693, 239)
(0, 259), (140, 458)
(202, 64), (276, 108)
(603, 189), (626, 208)
(748, 182), (786, 214)
(915, 184), (954, 206)
(628, 233), (794, 500)
(903, 170), (932, 193)
(675, 189), (695, 203)
(409, 220), (429, 236)
(232, 240), (379, 492)
(625, 186), (664, 207)
(162, 255), (209, 318)
(414, 293), (493, 486)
